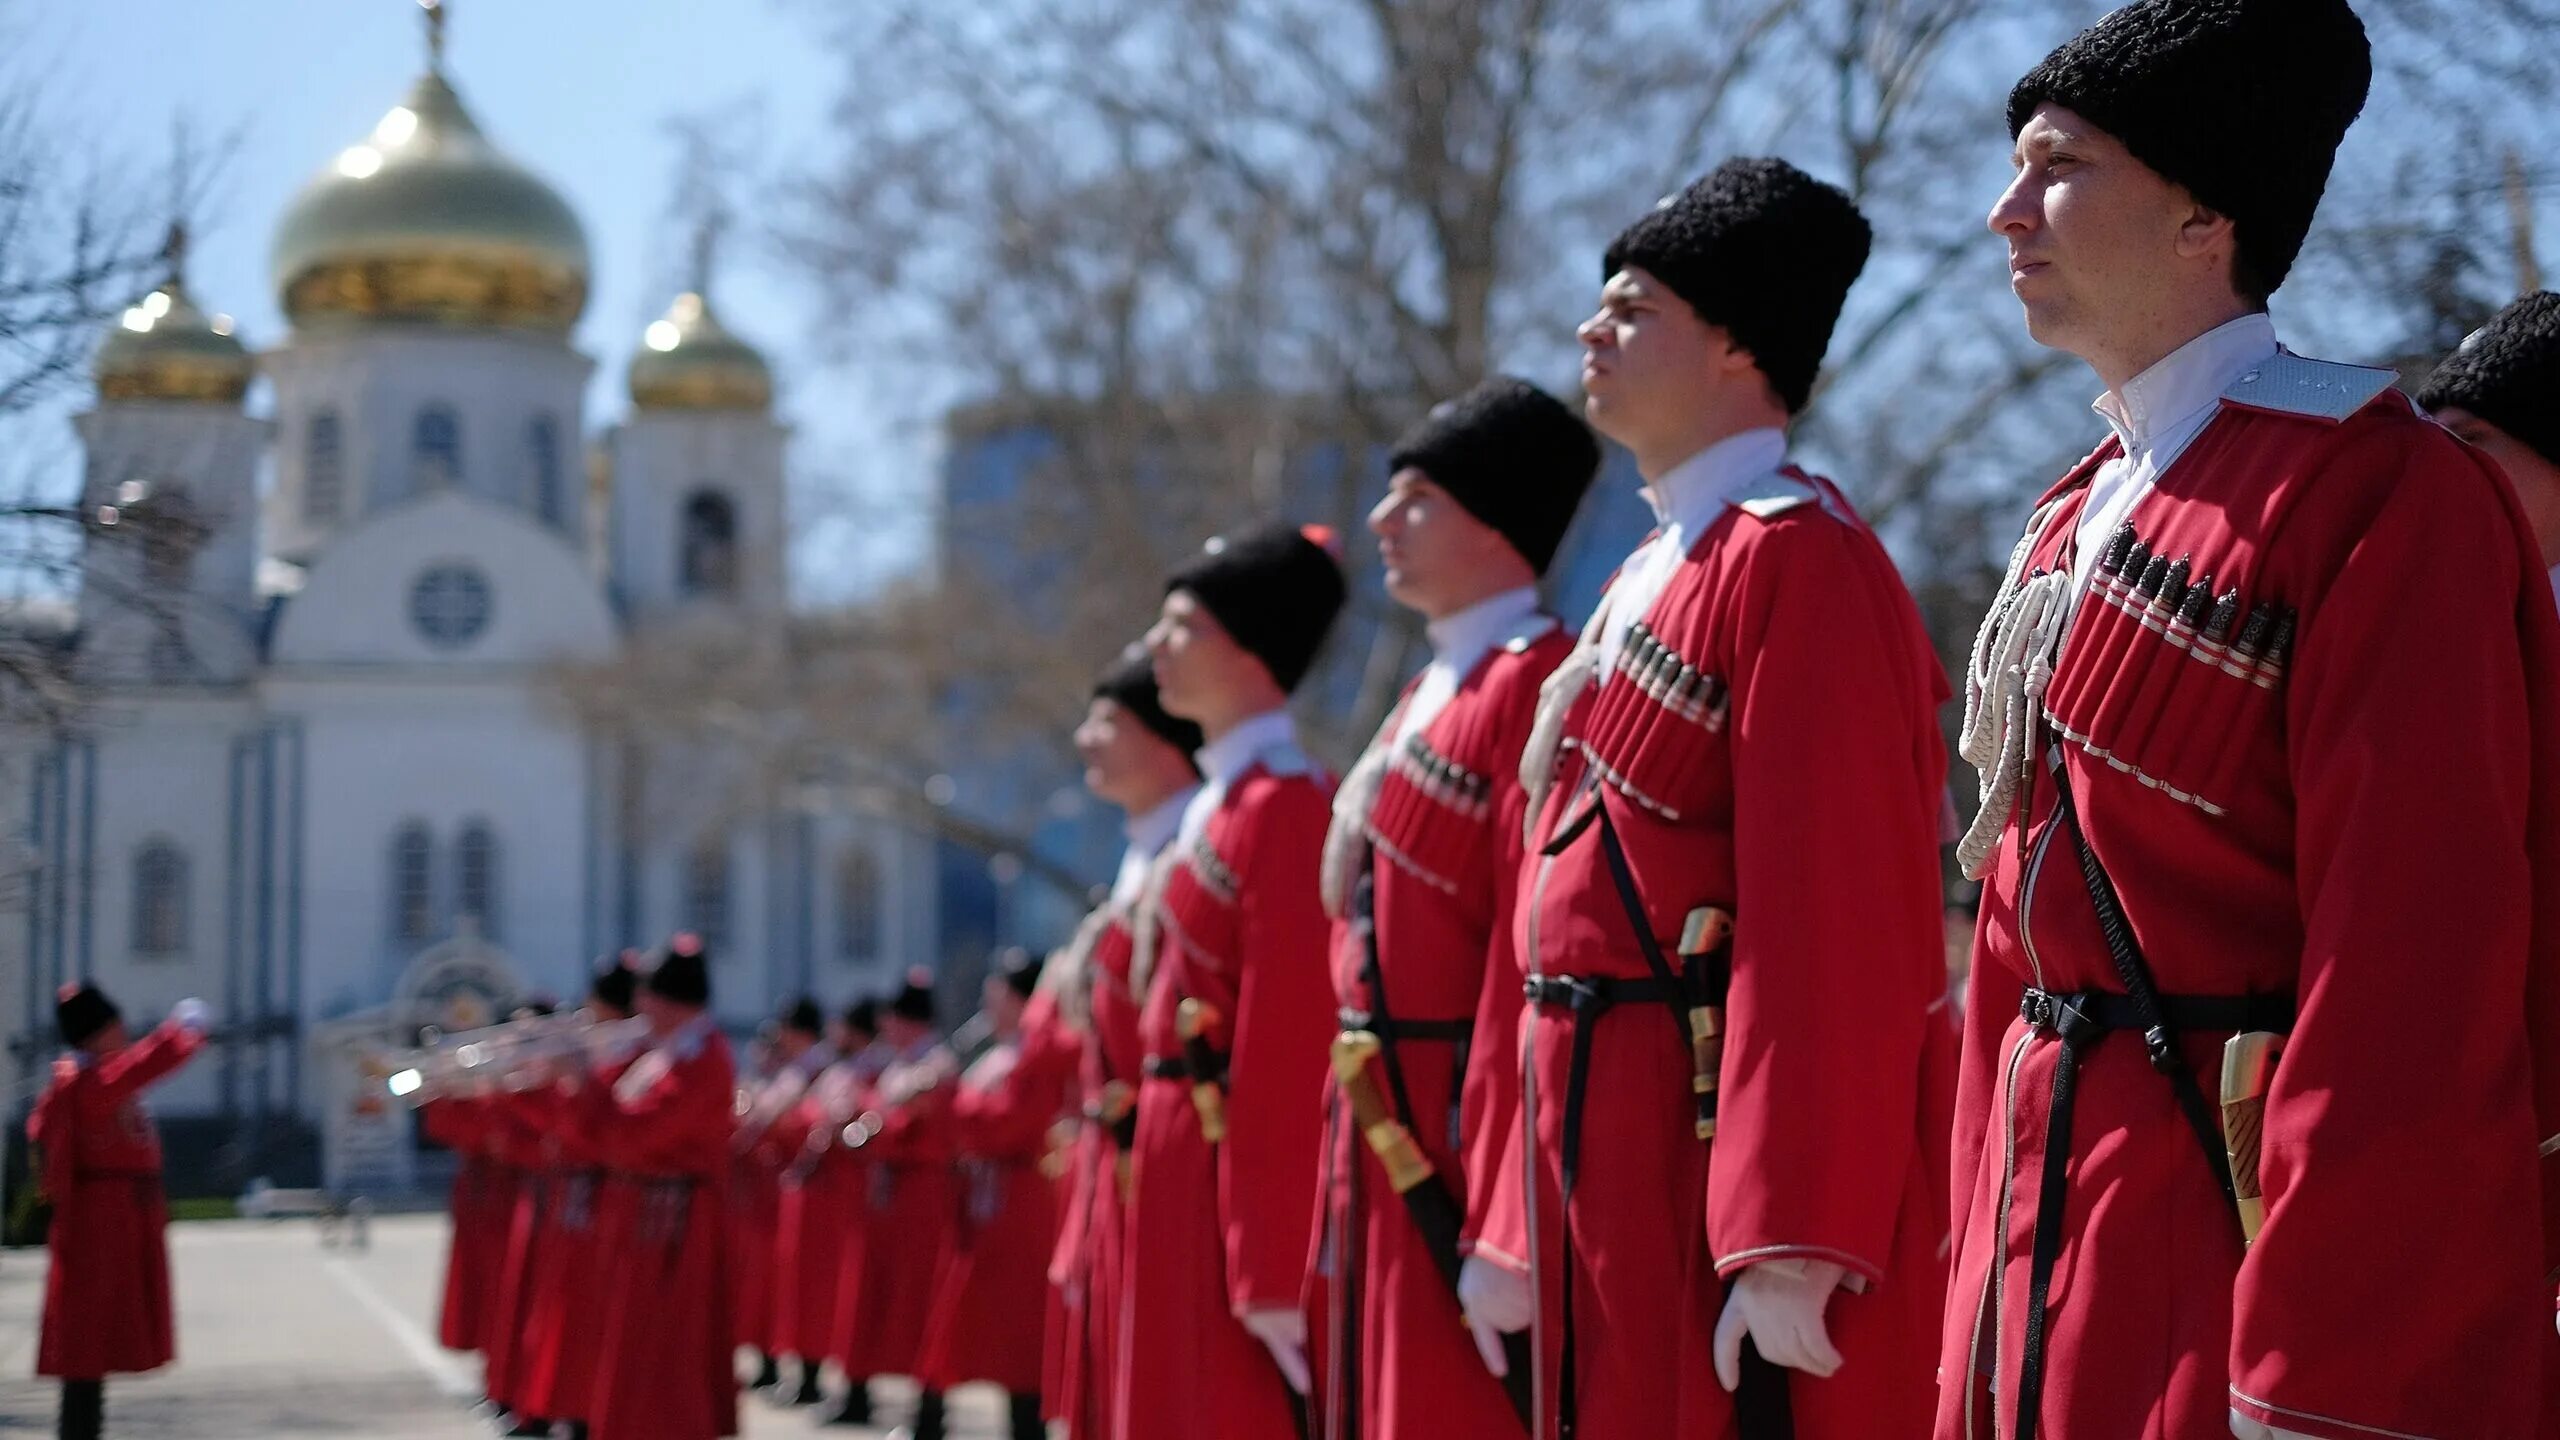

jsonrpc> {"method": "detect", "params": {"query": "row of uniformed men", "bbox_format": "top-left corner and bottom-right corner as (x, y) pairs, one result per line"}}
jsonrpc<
(418, 948), (1072, 1440)
(32, 1), (2560, 1438)
(1028, 3), (2560, 1440)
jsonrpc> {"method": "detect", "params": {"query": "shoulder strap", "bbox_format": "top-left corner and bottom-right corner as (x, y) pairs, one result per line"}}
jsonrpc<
(2044, 747), (2236, 1209)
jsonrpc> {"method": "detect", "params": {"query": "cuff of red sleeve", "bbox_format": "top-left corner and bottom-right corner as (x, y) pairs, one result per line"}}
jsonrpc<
(1712, 1243), (1882, 1290)
(1465, 1237), (1530, 1275)
(2230, 1387), (2448, 1440)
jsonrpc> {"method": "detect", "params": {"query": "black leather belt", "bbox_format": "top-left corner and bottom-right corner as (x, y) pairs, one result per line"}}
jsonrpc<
(1336, 1006), (1472, 1042)
(2010, 983), (2293, 1439)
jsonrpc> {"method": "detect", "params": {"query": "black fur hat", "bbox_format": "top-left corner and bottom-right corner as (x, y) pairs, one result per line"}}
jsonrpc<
(779, 995), (825, 1038)
(55, 981), (120, 1047)
(646, 933), (712, 1007)
(1163, 522), (1348, 694)
(1387, 378), (1600, 575)
(1094, 648), (1205, 763)
(589, 953), (640, 1013)
(1602, 157), (1871, 414)
(2007, 0), (2371, 300)
(996, 947), (1045, 1000)
(889, 966), (938, 1025)
(2419, 292), (2560, 468)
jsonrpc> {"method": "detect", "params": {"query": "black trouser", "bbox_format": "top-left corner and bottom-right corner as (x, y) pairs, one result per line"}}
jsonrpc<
(58, 1379), (102, 1440)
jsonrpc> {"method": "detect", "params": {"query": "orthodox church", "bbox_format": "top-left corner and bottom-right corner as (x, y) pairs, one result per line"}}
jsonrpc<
(6, 11), (935, 1191)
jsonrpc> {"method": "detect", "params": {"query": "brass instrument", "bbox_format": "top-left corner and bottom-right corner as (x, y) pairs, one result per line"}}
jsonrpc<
(366, 1012), (648, 1107)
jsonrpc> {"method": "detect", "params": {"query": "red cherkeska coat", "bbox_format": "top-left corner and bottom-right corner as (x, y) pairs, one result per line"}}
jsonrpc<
(1485, 468), (1955, 1440)
(29, 1020), (205, 1380)
(1117, 741), (1337, 1440)
(1313, 621), (1567, 1440)
(516, 1055), (628, 1427)
(422, 1095), (524, 1356)
(919, 992), (1079, 1394)
(476, 1090), (557, 1415)
(587, 1024), (738, 1440)
(1048, 899), (1151, 1437)
(831, 1041), (960, 1381)
(762, 1055), (871, 1368)
(1940, 365), (2560, 1440)
(728, 1068), (789, 1358)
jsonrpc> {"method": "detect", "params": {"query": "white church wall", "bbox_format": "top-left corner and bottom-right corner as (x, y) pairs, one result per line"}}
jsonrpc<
(264, 330), (594, 564)
(268, 490), (616, 671)
(72, 405), (271, 688)
(607, 412), (788, 618)
(73, 697), (260, 1120)
(270, 674), (597, 1043)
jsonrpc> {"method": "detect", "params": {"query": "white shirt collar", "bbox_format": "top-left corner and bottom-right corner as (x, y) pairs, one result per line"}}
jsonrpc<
(1424, 586), (1541, 677)
(1112, 785), (1197, 902)
(2093, 313), (2278, 453)
(1194, 708), (1296, 787)
(1125, 788), (1193, 856)
(1640, 428), (1790, 533)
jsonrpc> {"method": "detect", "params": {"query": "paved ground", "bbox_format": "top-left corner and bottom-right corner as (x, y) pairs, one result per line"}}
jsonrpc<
(0, 1215), (1012, 1438)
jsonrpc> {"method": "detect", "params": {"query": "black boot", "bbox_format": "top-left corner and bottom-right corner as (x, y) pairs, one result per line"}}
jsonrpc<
(820, 1377), (873, 1427)
(1008, 1390), (1047, 1440)
(748, 1349), (780, 1391)
(58, 1380), (102, 1440)
(897, 1387), (947, 1440)
(500, 1414), (552, 1437)
(790, 1362), (826, 1407)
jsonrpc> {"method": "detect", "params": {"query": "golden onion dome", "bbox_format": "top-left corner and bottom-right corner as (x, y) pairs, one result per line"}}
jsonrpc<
(628, 291), (774, 412)
(95, 257), (251, 405)
(270, 61), (590, 333)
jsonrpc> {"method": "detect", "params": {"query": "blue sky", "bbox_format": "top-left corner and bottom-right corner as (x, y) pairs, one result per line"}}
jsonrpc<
(11, 0), (922, 601)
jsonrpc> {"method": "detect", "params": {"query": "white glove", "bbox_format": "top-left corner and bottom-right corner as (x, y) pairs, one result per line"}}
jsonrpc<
(1456, 1253), (1534, 1376)
(169, 998), (210, 1034)
(1712, 1259), (1846, 1390)
(1239, 1306), (1311, 1395)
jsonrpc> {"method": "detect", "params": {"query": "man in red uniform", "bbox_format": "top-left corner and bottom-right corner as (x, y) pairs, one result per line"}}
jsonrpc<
(518, 958), (641, 1440)
(830, 970), (960, 1437)
(2422, 292), (2560, 569)
(734, 997), (826, 1394)
(1481, 158), (1954, 1440)
(1046, 652), (1200, 1440)
(771, 999), (881, 1419)
(587, 937), (738, 1440)
(481, 1001), (566, 1438)
(28, 983), (208, 1440)
(919, 952), (1081, 1439)
(422, 1084), (514, 1371)
(1117, 520), (1346, 1440)
(1312, 377), (1597, 1440)
(1945, 3), (2560, 1436)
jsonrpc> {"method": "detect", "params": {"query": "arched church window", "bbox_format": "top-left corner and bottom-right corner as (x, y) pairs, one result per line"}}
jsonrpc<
(391, 820), (435, 942)
(684, 839), (731, 951)
(306, 411), (344, 523)
(413, 404), (461, 492)
(132, 839), (189, 957)
(457, 820), (500, 939)
(837, 849), (882, 963)
(678, 489), (739, 598)
(528, 414), (565, 530)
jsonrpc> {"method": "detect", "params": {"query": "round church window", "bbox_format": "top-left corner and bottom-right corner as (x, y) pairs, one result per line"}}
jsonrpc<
(409, 563), (493, 648)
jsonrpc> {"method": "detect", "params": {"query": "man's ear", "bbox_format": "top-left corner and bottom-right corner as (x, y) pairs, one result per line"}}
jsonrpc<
(2175, 197), (2238, 266)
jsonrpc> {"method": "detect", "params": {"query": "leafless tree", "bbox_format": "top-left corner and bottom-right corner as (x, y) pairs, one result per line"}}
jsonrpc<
(582, 0), (2557, 874)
